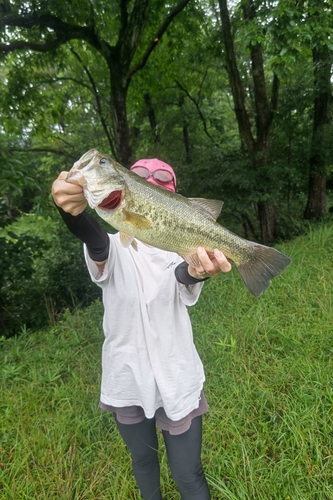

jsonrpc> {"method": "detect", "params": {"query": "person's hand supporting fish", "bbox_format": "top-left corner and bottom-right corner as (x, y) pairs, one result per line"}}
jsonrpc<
(188, 247), (231, 280)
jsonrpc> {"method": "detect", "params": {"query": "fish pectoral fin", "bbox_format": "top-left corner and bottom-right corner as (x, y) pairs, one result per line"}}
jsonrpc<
(179, 252), (201, 268)
(188, 198), (224, 221)
(120, 232), (136, 249)
(123, 210), (151, 230)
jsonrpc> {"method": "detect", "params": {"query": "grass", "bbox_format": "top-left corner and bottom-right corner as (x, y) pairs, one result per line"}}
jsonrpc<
(1, 221), (333, 499)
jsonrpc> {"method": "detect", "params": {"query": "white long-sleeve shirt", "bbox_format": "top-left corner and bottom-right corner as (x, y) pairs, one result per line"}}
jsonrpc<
(84, 233), (205, 421)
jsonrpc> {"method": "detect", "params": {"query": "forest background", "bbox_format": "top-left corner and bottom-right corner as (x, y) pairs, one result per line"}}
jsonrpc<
(0, 0), (332, 337)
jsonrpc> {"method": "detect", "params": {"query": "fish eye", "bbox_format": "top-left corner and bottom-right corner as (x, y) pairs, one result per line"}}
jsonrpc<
(99, 157), (107, 165)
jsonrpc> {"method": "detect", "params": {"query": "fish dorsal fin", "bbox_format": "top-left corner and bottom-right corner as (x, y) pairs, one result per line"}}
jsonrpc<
(120, 232), (136, 248)
(179, 252), (201, 268)
(188, 198), (223, 221)
(123, 210), (151, 230)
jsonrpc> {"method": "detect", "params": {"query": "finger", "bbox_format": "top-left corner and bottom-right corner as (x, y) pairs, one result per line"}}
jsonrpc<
(197, 247), (216, 274)
(196, 247), (231, 276)
(53, 179), (84, 198)
(57, 171), (69, 180)
(196, 247), (208, 268)
(214, 249), (232, 272)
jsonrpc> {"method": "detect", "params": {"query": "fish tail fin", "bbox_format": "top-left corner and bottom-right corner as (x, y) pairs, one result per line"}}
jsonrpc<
(236, 243), (291, 297)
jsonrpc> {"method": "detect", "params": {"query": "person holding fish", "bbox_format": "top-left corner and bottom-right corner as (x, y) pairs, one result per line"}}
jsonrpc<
(51, 152), (286, 500)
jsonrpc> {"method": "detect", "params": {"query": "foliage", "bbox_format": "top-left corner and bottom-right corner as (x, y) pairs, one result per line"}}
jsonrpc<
(0, 0), (194, 164)
(0, 230), (46, 334)
(0, 143), (41, 224)
(1, 223), (333, 498)
(0, 214), (101, 338)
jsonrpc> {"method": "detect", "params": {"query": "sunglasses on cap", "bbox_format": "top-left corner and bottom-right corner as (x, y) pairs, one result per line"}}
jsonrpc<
(130, 166), (175, 186)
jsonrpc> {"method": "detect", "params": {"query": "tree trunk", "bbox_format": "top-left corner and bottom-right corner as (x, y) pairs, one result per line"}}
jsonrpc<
(304, 45), (331, 219)
(305, 169), (327, 218)
(218, 0), (279, 243)
(110, 79), (133, 167)
(183, 124), (191, 164)
(257, 200), (276, 244)
(144, 93), (160, 143)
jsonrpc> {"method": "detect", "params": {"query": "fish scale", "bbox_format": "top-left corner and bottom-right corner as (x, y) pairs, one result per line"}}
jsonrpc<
(67, 149), (292, 297)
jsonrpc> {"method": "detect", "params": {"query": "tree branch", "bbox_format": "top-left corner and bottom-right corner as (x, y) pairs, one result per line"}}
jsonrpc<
(268, 72), (280, 128)
(69, 48), (116, 157)
(243, 0), (270, 143)
(9, 147), (74, 157)
(175, 80), (220, 148)
(0, 38), (67, 53)
(128, 0), (192, 79)
(1, 12), (112, 58)
(218, 0), (255, 156)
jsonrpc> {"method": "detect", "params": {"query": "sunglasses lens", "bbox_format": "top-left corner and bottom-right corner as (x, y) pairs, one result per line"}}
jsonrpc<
(153, 169), (174, 184)
(131, 166), (150, 178)
(131, 166), (174, 187)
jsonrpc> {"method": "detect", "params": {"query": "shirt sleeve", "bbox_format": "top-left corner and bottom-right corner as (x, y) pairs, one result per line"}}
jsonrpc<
(54, 202), (109, 261)
(84, 234), (119, 286)
(175, 260), (209, 285)
(174, 262), (206, 306)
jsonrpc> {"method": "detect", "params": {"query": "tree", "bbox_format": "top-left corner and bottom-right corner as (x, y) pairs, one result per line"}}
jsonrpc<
(0, 0), (191, 166)
(303, 5), (333, 219)
(216, 0), (333, 239)
(218, 0), (280, 243)
(130, 4), (238, 193)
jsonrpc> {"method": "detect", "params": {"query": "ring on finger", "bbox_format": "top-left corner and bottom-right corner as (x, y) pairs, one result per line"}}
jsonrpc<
(197, 270), (210, 277)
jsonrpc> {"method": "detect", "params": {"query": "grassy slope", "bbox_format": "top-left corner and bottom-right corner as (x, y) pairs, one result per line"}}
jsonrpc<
(1, 223), (333, 499)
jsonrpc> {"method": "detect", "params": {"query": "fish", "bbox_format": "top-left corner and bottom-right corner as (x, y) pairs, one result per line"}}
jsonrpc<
(66, 149), (291, 297)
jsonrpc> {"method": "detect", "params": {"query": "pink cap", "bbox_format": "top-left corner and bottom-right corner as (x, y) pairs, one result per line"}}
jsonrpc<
(130, 158), (176, 192)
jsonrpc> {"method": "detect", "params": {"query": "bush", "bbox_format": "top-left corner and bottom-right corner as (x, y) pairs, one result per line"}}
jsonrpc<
(0, 215), (101, 338)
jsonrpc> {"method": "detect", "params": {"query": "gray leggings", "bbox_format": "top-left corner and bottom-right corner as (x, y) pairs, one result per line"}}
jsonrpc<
(114, 414), (211, 500)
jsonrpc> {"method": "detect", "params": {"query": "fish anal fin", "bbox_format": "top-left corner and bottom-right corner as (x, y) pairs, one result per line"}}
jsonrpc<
(237, 243), (292, 297)
(120, 232), (136, 248)
(179, 252), (201, 268)
(188, 198), (224, 221)
(123, 210), (151, 230)
(131, 239), (138, 251)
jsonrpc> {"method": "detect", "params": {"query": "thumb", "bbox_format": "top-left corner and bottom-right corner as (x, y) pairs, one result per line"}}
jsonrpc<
(58, 171), (69, 181)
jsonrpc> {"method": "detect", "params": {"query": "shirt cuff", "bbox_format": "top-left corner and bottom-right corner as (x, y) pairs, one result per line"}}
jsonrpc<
(175, 261), (209, 285)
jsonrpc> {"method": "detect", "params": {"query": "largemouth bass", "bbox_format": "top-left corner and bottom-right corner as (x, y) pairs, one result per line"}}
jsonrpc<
(66, 149), (291, 296)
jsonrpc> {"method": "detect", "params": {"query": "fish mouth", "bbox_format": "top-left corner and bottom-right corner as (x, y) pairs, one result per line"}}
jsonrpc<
(98, 190), (122, 210)
(66, 168), (85, 185)
(66, 149), (99, 185)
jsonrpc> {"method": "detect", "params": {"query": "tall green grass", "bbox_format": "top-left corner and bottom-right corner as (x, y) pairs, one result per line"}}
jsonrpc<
(1, 222), (333, 499)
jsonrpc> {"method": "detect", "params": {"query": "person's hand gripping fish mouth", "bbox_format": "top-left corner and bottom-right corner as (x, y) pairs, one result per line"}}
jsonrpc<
(67, 150), (124, 211)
